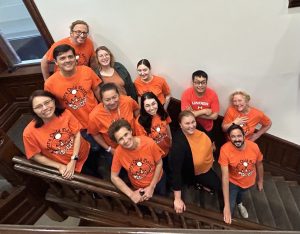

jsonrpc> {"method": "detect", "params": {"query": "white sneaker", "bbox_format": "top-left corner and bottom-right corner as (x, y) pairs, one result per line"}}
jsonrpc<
(237, 203), (248, 218)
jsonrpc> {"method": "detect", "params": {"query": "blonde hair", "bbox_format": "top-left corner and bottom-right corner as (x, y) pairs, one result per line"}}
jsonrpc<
(230, 90), (251, 104)
(95, 46), (115, 69)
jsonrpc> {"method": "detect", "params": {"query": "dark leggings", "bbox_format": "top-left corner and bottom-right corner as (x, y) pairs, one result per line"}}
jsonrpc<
(195, 168), (221, 192)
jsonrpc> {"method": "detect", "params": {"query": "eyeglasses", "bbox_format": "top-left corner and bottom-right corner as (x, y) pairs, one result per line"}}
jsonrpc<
(193, 80), (207, 86)
(72, 30), (88, 37)
(33, 99), (54, 111)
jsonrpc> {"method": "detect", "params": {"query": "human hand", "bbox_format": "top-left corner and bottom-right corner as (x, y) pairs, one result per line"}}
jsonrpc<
(223, 205), (232, 224)
(257, 180), (263, 191)
(129, 189), (144, 203)
(142, 185), (155, 201)
(62, 160), (76, 179)
(233, 116), (248, 126)
(174, 198), (186, 213)
(110, 147), (116, 155)
(203, 108), (212, 116)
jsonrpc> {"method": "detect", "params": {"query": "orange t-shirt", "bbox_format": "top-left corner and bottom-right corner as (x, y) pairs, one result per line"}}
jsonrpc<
(134, 75), (171, 104)
(87, 95), (139, 148)
(44, 65), (101, 129)
(101, 70), (127, 95)
(185, 130), (214, 175)
(111, 136), (164, 188)
(23, 110), (90, 172)
(218, 140), (263, 189)
(45, 37), (94, 70)
(135, 115), (171, 156)
(223, 106), (271, 139)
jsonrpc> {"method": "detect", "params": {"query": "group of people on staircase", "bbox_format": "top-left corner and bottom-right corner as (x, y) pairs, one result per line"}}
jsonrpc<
(23, 20), (272, 224)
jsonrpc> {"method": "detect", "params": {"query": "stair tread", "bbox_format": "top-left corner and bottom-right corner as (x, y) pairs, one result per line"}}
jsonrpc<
(289, 184), (300, 212)
(275, 180), (300, 230)
(263, 175), (292, 230)
(242, 190), (259, 223)
(249, 185), (276, 227)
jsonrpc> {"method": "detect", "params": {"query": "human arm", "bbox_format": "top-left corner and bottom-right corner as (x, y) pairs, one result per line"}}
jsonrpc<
(93, 85), (101, 102)
(173, 190), (186, 213)
(256, 160), (264, 191)
(111, 171), (143, 203)
(92, 133), (115, 154)
(31, 153), (72, 179)
(142, 159), (163, 200)
(41, 55), (50, 81)
(221, 165), (232, 224)
(166, 125), (172, 146)
(249, 121), (272, 142)
(222, 116), (249, 132)
(163, 94), (171, 111)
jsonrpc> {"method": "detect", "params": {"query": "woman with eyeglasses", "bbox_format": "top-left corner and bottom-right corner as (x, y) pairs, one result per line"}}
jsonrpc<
(135, 92), (172, 173)
(134, 59), (171, 110)
(222, 90), (272, 142)
(23, 90), (99, 179)
(41, 20), (95, 81)
(94, 46), (137, 101)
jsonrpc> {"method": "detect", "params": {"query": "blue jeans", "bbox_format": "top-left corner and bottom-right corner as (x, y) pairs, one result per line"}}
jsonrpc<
(80, 129), (102, 152)
(154, 172), (167, 196)
(229, 182), (248, 215)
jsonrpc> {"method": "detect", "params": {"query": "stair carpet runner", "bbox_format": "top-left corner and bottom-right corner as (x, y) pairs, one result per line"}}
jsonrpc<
(182, 171), (300, 231)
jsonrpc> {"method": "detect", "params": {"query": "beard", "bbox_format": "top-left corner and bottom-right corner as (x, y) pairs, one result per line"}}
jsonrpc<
(233, 140), (244, 148)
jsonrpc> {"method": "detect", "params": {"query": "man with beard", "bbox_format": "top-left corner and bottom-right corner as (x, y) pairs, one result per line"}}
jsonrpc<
(218, 124), (264, 224)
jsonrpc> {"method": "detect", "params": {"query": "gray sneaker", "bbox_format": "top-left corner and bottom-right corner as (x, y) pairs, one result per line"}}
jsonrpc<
(237, 203), (248, 218)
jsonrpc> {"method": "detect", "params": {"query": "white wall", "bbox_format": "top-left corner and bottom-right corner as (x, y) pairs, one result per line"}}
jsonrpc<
(35, 0), (300, 145)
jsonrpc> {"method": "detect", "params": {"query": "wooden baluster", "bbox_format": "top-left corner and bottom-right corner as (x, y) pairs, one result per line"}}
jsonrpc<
(180, 215), (187, 228)
(147, 206), (158, 222)
(133, 204), (143, 218)
(115, 198), (128, 215)
(48, 181), (63, 197)
(164, 211), (174, 227)
(195, 220), (201, 229)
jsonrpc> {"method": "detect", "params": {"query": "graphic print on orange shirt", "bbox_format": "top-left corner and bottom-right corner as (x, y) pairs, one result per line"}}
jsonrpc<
(129, 158), (154, 180)
(233, 159), (255, 177)
(63, 86), (87, 110)
(150, 123), (168, 144)
(46, 128), (74, 155)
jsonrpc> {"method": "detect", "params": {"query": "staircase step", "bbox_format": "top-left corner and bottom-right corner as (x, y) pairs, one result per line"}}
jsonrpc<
(275, 180), (300, 230)
(289, 184), (300, 212)
(242, 189), (259, 223)
(249, 185), (276, 227)
(263, 175), (292, 230)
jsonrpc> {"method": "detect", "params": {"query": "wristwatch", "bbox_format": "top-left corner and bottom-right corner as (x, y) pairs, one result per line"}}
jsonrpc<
(71, 154), (79, 161)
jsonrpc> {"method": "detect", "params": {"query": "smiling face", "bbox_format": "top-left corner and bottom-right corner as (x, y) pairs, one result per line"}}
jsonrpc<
(232, 94), (249, 113)
(102, 89), (120, 111)
(55, 49), (76, 74)
(114, 127), (135, 149)
(193, 76), (207, 96)
(32, 96), (56, 122)
(229, 128), (245, 149)
(180, 115), (197, 135)
(137, 64), (151, 81)
(143, 98), (158, 116)
(96, 49), (111, 67)
(70, 23), (89, 45)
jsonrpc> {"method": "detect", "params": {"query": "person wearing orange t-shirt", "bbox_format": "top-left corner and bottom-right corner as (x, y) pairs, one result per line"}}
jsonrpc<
(44, 44), (101, 152)
(135, 92), (172, 176)
(134, 59), (171, 109)
(169, 111), (221, 214)
(222, 90), (272, 142)
(41, 20), (95, 81)
(94, 46), (137, 101)
(219, 124), (264, 224)
(108, 119), (166, 204)
(23, 90), (101, 179)
(88, 83), (139, 159)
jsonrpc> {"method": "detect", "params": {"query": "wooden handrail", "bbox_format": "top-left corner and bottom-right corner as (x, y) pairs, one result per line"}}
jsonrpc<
(12, 156), (275, 230)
